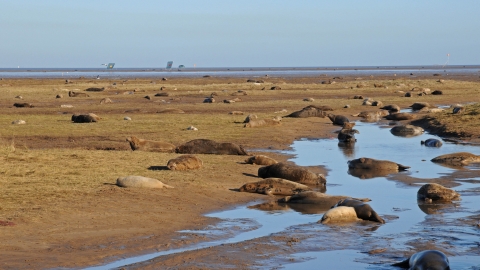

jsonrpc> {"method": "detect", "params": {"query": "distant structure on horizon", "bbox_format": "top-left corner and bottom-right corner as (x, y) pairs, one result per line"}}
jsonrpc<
(166, 61), (173, 70)
(101, 63), (115, 69)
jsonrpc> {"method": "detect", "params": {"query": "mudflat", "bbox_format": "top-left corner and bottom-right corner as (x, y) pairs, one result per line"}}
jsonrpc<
(1, 74), (480, 269)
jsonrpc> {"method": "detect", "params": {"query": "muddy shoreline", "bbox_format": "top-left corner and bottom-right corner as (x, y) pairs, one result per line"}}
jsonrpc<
(1, 75), (480, 269)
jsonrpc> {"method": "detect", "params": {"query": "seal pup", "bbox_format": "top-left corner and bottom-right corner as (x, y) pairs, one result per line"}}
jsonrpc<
(333, 198), (385, 223)
(421, 138), (443, 147)
(237, 178), (311, 196)
(258, 163), (326, 188)
(392, 250), (450, 269)
(417, 183), (460, 202)
(327, 113), (349, 126)
(319, 206), (360, 224)
(116, 176), (174, 189)
(431, 152), (480, 166)
(167, 155), (203, 171)
(244, 155), (278, 166)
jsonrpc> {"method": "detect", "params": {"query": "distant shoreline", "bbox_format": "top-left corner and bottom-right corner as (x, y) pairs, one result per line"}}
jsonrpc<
(1, 65), (479, 79)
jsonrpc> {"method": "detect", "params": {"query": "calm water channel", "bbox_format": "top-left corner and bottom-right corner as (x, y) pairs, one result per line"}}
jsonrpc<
(84, 121), (480, 269)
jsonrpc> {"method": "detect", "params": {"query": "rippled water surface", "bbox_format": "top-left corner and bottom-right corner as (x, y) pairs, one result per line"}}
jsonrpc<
(85, 121), (480, 269)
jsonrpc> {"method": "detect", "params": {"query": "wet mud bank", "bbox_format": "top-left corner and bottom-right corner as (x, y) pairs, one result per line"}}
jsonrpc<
(87, 121), (480, 269)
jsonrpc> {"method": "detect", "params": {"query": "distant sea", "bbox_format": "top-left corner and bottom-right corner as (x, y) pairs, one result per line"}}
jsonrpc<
(0, 65), (479, 79)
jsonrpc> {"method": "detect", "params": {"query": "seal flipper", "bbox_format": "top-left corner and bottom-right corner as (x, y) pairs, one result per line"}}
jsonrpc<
(397, 164), (410, 171)
(391, 258), (410, 268)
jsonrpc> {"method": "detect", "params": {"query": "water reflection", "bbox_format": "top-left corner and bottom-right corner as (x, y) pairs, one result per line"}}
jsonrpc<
(337, 142), (356, 157)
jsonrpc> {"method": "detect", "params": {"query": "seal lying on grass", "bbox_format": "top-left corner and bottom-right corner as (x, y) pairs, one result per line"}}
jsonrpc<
(71, 113), (100, 123)
(237, 178), (311, 196)
(244, 155), (278, 165)
(126, 136), (176, 152)
(116, 176), (174, 189)
(167, 155), (203, 171)
(392, 250), (450, 270)
(176, 139), (248, 155)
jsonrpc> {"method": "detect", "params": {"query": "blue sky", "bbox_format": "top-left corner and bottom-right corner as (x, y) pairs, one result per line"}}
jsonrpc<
(1, 1), (479, 68)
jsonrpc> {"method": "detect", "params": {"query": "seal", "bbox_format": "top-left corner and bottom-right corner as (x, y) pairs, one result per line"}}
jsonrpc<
(338, 122), (359, 143)
(392, 250), (450, 269)
(380, 104), (401, 112)
(327, 113), (349, 126)
(278, 191), (370, 206)
(116, 175), (174, 189)
(421, 138), (443, 147)
(244, 119), (281, 128)
(390, 124), (424, 137)
(167, 155), (203, 171)
(385, 112), (417, 121)
(431, 152), (480, 166)
(409, 102), (435, 111)
(285, 105), (329, 118)
(126, 136), (176, 152)
(258, 163), (326, 188)
(71, 113), (100, 123)
(237, 178), (311, 196)
(244, 155), (278, 166)
(417, 183), (460, 202)
(348, 157), (410, 171)
(333, 198), (385, 223)
(319, 206), (360, 224)
(175, 139), (248, 155)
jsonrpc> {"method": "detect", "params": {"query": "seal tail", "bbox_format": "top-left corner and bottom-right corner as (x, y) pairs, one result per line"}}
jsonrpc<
(397, 164), (410, 171)
(421, 140), (425, 145)
(163, 184), (175, 189)
(371, 211), (385, 224)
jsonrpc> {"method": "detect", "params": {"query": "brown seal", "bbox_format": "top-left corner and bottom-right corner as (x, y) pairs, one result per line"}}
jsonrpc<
(238, 178), (311, 196)
(126, 136), (176, 152)
(245, 155), (278, 166)
(390, 125), (424, 137)
(71, 113), (100, 123)
(338, 122), (359, 143)
(258, 163), (326, 188)
(176, 139), (248, 155)
(167, 155), (203, 170)
(327, 113), (350, 126)
(417, 183), (460, 202)
(431, 152), (480, 166)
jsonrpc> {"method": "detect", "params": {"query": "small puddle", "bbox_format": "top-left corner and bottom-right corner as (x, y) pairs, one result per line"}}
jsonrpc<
(84, 122), (480, 269)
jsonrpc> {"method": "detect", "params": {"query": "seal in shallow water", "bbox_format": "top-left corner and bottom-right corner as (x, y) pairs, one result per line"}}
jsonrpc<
(431, 152), (480, 166)
(421, 138), (443, 147)
(333, 198), (385, 223)
(319, 206), (360, 224)
(417, 183), (460, 202)
(392, 250), (450, 269)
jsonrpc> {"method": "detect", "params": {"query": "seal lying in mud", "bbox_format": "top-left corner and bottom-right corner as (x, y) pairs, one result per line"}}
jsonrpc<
(126, 136), (176, 152)
(176, 139), (248, 155)
(327, 113), (349, 126)
(390, 125), (424, 137)
(417, 183), (460, 202)
(431, 152), (480, 166)
(392, 250), (450, 270)
(258, 163), (326, 187)
(380, 104), (401, 112)
(237, 178), (311, 196)
(333, 198), (385, 223)
(319, 206), (360, 224)
(338, 122), (359, 143)
(116, 175), (174, 189)
(167, 155), (203, 170)
(351, 110), (389, 121)
(244, 155), (278, 166)
(421, 138), (443, 147)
